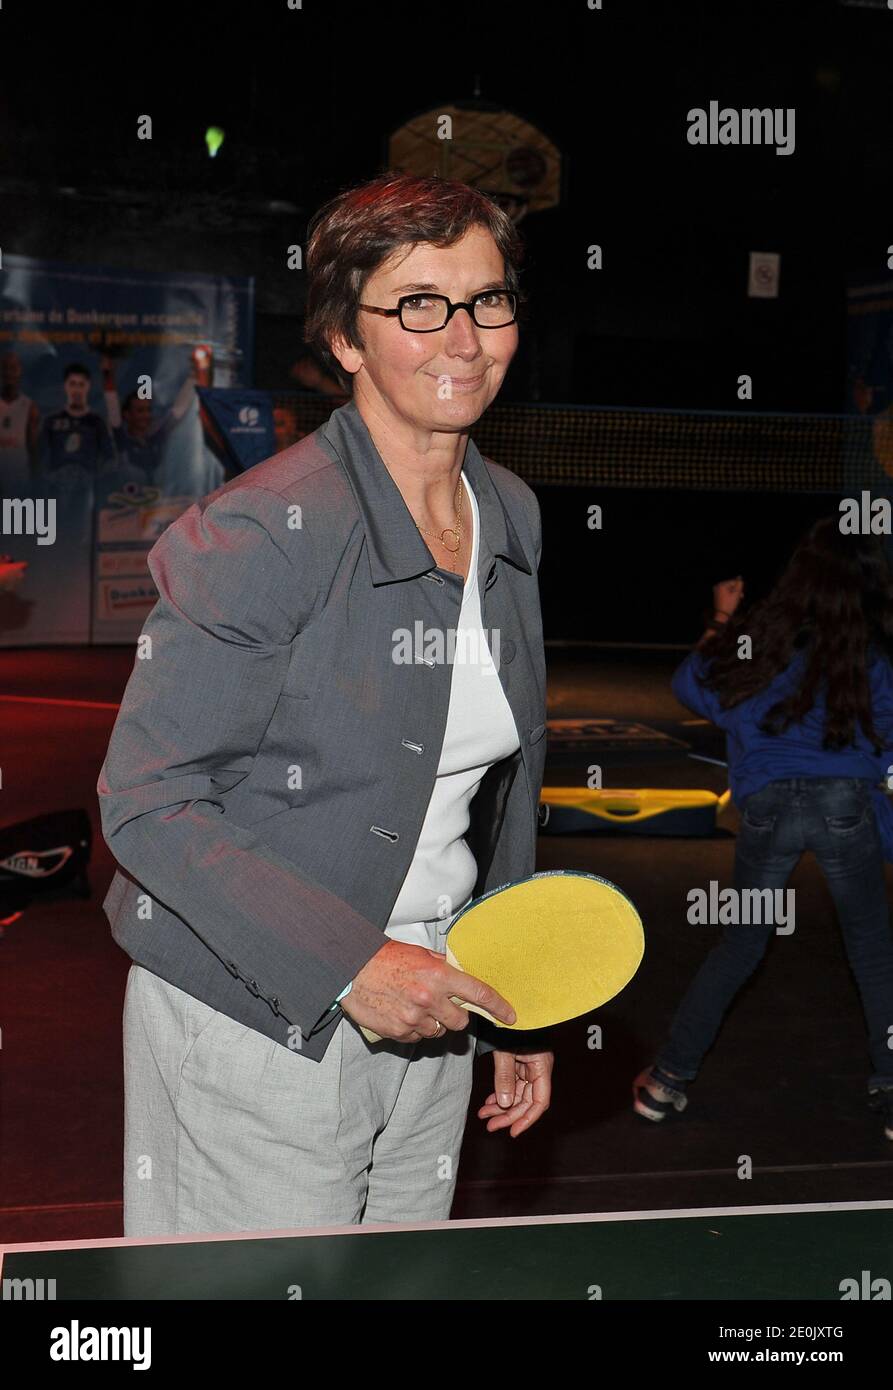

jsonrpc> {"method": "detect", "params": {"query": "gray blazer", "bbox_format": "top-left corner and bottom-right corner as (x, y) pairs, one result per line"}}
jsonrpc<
(97, 397), (547, 1061)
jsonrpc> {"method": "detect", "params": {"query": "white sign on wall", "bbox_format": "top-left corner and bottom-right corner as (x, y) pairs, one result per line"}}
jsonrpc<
(748, 251), (781, 298)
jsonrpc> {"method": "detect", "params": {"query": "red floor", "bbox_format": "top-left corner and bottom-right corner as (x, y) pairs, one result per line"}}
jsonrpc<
(2, 645), (891, 1244)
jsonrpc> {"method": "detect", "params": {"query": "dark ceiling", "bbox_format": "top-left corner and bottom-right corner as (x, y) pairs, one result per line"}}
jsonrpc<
(1, 0), (889, 407)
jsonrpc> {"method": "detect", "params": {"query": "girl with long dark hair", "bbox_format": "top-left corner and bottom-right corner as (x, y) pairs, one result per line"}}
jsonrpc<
(634, 517), (893, 1141)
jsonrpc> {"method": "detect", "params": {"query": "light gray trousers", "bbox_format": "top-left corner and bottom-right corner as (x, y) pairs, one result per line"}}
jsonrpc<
(122, 964), (476, 1236)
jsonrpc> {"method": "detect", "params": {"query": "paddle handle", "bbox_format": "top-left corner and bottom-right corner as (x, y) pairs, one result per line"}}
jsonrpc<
(358, 996), (502, 1045)
(354, 943), (505, 1043)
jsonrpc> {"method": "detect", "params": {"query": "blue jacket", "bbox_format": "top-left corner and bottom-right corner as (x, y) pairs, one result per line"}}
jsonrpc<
(671, 647), (893, 859)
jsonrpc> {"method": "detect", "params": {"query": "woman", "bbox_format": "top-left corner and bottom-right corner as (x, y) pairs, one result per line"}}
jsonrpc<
(98, 172), (553, 1236)
(634, 519), (893, 1141)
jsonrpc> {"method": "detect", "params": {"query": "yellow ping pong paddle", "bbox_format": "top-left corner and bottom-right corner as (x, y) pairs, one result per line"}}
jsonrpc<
(359, 869), (644, 1043)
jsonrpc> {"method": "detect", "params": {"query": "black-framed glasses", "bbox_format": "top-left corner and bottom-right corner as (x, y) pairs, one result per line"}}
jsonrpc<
(358, 290), (519, 332)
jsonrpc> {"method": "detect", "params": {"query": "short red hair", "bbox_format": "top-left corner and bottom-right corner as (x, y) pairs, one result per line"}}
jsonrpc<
(304, 169), (526, 392)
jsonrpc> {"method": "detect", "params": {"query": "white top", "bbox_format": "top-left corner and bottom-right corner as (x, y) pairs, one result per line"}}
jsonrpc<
(384, 472), (521, 951)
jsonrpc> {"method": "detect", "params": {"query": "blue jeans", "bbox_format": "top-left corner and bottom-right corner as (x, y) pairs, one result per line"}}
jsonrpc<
(656, 777), (893, 1093)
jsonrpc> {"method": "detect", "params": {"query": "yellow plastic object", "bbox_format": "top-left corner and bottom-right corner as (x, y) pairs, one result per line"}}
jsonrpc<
(445, 873), (644, 1030)
(360, 871), (645, 1041)
(541, 786), (729, 823)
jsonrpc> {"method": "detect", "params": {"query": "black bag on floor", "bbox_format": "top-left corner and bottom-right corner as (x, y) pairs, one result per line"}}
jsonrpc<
(0, 808), (92, 914)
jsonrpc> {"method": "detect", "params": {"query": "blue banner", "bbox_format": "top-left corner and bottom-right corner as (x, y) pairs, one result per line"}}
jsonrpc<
(0, 256), (254, 644)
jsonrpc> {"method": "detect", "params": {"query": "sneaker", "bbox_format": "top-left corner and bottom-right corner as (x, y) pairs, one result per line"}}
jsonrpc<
(868, 1087), (893, 1141)
(633, 1065), (689, 1122)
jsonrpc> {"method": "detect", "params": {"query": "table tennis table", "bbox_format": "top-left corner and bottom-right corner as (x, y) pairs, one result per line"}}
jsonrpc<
(2, 1199), (892, 1300)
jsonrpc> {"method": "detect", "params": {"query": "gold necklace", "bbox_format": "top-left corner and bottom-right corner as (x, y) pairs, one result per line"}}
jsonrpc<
(414, 476), (464, 560)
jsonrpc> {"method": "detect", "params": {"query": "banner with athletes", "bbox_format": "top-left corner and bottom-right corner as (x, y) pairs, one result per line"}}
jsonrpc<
(0, 256), (253, 645)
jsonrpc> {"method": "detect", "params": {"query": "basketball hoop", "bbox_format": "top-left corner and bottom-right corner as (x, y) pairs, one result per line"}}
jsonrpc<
(387, 106), (560, 228)
(488, 191), (530, 225)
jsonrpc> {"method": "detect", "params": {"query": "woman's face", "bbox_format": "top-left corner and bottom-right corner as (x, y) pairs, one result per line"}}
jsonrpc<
(332, 224), (519, 430)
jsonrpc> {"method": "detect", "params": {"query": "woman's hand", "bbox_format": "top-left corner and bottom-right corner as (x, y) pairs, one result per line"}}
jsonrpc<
(712, 575), (744, 618)
(478, 1050), (554, 1137)
(341, 939), (516, 1043)
(853, 376), (873, 414)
